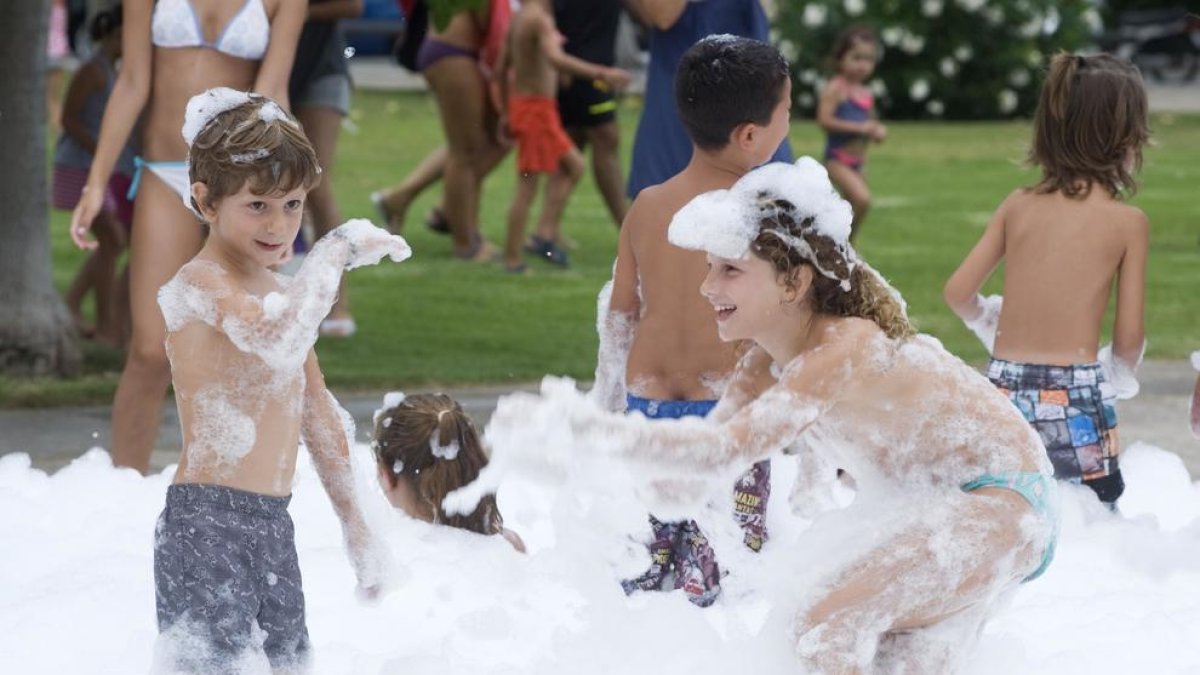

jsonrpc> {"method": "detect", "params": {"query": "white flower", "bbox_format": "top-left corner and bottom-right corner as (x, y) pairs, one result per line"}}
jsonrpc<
(900, 33), (926, 55)
(881, 26), (903, 46)
(799, 69), (818, 84)
(954, 44), (974, 62)
(998, 89), (1018, 114)
(1043, 7), (1061, 35)
(798, 92), (816, 108)
(909, 78), (930, 101)
(921, 0), (943, 18)
(1018, 17), (1041, 38)
(955, 0), (985, 12)
(870, 79), (888, 97)
(926, 99), (945, 116)
(803, 4), (827, 28)
(1082, 8), (1103, 34)
(983, 6), (1004, 25)
(1026, 49), (1043, 67)
(844, 0), (865, 16)
(778, 39), (798, 62)
(939, 57), (958, 77)
(1009, 68), (1031, 87)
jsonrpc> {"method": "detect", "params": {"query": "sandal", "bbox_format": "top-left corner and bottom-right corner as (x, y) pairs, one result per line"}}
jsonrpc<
(370, 191), (404, 233)
(524, 235), (570, 267)
(425, 207), (451, 235)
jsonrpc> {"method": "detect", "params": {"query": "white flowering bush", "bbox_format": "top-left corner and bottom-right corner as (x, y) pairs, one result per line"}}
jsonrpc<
(775, 0), (1099, 119)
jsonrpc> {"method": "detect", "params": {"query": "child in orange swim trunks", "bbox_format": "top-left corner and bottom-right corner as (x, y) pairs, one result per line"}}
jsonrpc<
(498, 0), (630, 272)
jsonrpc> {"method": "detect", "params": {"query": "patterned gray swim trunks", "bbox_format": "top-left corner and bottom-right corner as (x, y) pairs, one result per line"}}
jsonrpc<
(153, 483), (310, 671)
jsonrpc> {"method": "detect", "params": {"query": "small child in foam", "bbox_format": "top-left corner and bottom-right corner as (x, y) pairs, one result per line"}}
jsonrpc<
(492, 158), (1059, 671)
(152, 88), (411, 671)
(591, 35), (792, 606)
(372, 393), (525, 552)
(944, 53), (1150, 510)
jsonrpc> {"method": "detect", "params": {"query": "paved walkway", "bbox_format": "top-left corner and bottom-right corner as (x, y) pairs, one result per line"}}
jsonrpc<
(3, 362), (1196, 478)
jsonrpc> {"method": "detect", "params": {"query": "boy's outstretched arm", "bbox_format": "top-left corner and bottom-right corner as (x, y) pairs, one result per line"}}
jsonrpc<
(590, 204), (641, 411)
(944, 193), (1010, 350)
(301, 350), (388, 597)
(162, 220), (408, 368)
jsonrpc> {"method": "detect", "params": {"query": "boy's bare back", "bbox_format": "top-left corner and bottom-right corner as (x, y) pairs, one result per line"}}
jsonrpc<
(612, 168), (748, 400)
(993, 188), (1148, 365)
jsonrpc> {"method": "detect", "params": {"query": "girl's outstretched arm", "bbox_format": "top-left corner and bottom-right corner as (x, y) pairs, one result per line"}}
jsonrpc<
(254, 0), (307, 108)
(301, 351), (387, 597)
(70, 0), (152, 249)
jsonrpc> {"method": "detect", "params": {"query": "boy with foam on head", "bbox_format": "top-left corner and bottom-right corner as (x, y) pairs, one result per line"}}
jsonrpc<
(590, 35), (792, 605)
(152, 88), (410, 671)
(497, 0), (631, 272)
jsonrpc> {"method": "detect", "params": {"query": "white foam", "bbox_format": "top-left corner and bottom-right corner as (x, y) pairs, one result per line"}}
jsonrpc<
(182, 87), (253, 147)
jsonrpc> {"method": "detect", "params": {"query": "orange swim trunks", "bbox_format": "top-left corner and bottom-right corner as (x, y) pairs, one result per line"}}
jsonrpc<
(508, 94), (574, 174)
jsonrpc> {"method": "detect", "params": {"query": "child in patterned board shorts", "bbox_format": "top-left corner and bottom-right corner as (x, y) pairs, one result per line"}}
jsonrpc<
(945, 53), (1150, 509)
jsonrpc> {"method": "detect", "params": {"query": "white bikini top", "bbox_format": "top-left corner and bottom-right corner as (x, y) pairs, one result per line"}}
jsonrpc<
(152, 0), (270, 61)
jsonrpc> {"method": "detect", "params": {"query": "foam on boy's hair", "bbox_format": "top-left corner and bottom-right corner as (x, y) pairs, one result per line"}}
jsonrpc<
(183, 88), (254, 147)
(668, 157), (853, 273)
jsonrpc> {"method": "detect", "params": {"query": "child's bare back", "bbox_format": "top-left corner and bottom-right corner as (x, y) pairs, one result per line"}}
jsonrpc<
(991, 188), (1148, 365)
(508, 2), (559, 98)
(613, 170), (744, 399)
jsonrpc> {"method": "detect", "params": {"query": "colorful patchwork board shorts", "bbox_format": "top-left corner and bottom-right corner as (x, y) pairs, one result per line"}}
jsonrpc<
(621, 395), (771, 606)
(987, 358), (1124, 504)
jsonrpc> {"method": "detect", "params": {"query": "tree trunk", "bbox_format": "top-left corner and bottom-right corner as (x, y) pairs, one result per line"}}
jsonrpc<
(0, 0), (81, 376)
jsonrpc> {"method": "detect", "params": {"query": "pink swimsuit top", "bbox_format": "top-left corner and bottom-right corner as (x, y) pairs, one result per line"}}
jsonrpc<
(152, 0), (270, 61)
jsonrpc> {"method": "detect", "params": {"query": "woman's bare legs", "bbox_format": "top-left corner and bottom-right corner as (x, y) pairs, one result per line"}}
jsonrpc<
(377, 145), (447, 232)
(793, 490), (1040, 674)
(295, 104), (351, 328)
(424, 56), (506, 259)
(109, 177), (204, 472)
(826, 160), (871, 240)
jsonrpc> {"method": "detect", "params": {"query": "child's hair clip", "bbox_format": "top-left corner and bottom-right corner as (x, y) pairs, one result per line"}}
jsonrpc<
(230, 148), (271, 164)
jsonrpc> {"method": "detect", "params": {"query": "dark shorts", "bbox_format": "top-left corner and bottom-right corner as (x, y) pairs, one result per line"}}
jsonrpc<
(557, 76), (617, 128)
(154, 484), (310, 671)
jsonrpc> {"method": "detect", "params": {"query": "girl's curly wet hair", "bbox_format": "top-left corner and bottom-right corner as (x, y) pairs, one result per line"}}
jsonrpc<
(748, 194), (914, 340)
(373, 393), (504, 536)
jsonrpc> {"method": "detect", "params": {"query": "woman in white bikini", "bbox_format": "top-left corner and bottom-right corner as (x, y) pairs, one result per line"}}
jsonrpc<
(70, 0), (306, 473)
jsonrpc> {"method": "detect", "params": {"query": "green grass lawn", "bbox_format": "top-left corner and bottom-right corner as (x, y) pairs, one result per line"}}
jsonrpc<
(5, 91), (1198, 406)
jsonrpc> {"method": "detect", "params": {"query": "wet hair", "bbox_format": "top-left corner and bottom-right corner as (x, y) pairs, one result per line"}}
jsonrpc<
(748, 195), (913, 340)
(187, 95), (321, 215)
(674, 35), (791, 151)
(1028, 53), (1149, 199)
(825, 24), (878, 73)
(372, 394), (504, 536)
(89, 5), (122, 42)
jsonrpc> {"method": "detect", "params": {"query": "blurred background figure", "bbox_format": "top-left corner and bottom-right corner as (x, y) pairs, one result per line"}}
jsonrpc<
(289, 0), (365, 337)
(54, 5), (135, 348)
(46, 0), (73, 133)
(624, 0), (791, 199)
(553, 0), (627, 228)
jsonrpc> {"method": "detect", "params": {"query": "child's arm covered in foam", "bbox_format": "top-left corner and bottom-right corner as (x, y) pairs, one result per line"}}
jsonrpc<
(944, 192), (1011, 352)
(590, 207), (641, 412)
(301, 351), (388, 597)
(159, 219), (408, 368)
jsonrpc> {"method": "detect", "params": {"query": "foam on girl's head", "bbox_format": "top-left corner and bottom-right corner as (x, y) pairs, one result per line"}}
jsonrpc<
(182, 88), (254, 147)
(668, 157), (853, 261)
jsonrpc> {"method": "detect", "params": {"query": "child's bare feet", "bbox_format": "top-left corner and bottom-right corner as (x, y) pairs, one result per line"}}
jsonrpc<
(370, 189), (411, 234)
(455, 238), (498, 263)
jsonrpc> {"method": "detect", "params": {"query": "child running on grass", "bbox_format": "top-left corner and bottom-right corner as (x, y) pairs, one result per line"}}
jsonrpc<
(152, 88), (410, 671)
(590, 35), (792, 606)
(52, 6), (134, 346)
(816, 24), (886, 239)
(372, 392), (525, 552)
(490, 157), (1058, 671)
(497, 0), (630, 272)
(944, 53), (1150, 510)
